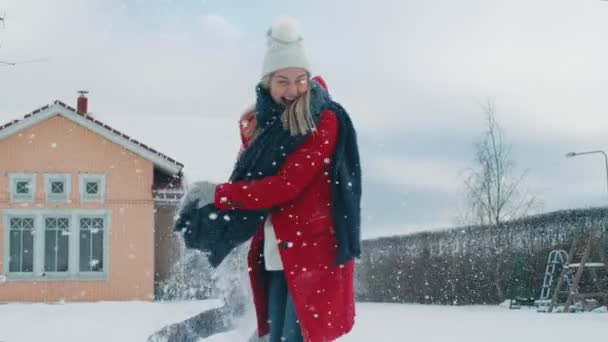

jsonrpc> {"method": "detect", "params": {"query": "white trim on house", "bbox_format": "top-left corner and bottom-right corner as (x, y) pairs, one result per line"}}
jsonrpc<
(44, 173), (71, 203)
(2, 209), (111, 281)
(153, 189), (185, 205)
(8, 173), (36, 203)
(0, 103), (182, 175)
(79, 173), (106, 203)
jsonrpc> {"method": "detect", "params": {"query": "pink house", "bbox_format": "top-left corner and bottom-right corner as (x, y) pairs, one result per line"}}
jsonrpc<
(0, 93), (184, 302)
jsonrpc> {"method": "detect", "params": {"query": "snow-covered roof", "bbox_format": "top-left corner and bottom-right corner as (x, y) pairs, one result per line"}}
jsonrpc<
(0, 100), (184, 175)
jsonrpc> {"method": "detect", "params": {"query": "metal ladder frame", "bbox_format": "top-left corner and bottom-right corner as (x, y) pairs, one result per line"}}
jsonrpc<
(548, 229), (608, 313)
(539, 249), (570, 301)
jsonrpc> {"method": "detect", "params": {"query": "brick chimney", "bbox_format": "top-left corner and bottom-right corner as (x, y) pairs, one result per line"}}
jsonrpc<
(77, 90), (89, 115)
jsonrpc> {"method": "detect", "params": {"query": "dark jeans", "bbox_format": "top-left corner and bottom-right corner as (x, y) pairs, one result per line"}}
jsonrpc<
(267, 271), (304, 342)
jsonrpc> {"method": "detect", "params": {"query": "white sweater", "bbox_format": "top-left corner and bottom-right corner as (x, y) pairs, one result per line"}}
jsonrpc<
(263, 214), (284, 271)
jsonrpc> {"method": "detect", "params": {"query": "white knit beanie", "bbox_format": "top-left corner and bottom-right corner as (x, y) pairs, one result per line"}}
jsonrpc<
(262, 16), (310, 76)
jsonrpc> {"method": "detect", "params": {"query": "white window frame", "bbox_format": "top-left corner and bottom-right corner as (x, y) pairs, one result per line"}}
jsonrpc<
(44, 173), (71, 203)
(41, 214), (72, 278)
(76, 213), (110, 278)
(79, 174), (106, 203)
(2, 209), (111, 281)
(8, 173), (36, 203)
(3, 213), (37, 278)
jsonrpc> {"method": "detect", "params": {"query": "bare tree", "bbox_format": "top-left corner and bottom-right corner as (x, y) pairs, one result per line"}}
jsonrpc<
(461, 101), (542, 301)
(462, 101), (540, 227)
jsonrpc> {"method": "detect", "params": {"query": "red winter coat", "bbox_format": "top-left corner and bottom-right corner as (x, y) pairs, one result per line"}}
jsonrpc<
(214, 77), (355, 342)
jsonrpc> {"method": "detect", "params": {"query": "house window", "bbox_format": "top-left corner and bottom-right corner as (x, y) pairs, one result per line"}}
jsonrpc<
(2, 210), (110, 280)
(44, 217), (70, 273)
(9, 173), (36, 203)
(8, 217), (35, 273)
(17, 182), (30, 194)
(44, 174), (71, 202)
(79, 217), (105, 272)
(79, 174), (106, 203)
(52, 182), (64, 193)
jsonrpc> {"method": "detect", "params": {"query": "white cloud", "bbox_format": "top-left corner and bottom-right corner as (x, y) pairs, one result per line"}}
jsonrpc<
(0, 1), (257, 121)
(314, 0), (608, 139)
(199, 14), (242, 42)
(365, 153), (467, 194)
(3, 0), (608, 232)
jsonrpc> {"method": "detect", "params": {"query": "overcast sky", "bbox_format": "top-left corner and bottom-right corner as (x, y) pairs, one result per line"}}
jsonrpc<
(1, 0), (608, 238)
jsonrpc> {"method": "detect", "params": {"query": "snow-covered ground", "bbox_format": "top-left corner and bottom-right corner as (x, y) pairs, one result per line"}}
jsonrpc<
(206, 303), (608, 342)
(0, 300), (221, 342)
(2, 300), (607, 342)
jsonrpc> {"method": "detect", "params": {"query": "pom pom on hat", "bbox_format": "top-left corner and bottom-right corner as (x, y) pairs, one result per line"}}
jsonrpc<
(262, 16), (310, 76)
(268, 16), (303, 43)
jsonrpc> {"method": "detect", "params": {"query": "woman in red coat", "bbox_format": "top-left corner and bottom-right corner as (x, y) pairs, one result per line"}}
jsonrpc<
(219, 17), (360, 341)
(178, 16), (361, 342)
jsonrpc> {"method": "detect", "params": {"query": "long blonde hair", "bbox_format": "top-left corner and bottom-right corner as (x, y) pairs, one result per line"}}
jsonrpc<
(244, 74), (315, 140)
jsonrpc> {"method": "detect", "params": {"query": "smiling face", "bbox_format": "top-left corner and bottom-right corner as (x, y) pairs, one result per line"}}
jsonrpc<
(268, 67), (309, 105)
